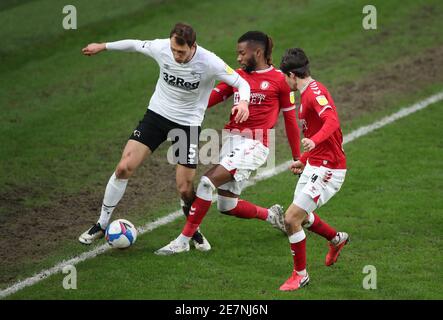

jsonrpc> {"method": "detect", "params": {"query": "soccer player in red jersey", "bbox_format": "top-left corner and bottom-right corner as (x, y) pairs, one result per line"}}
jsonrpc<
(278, 48), (349, 291)
(156, 31), (301, 255)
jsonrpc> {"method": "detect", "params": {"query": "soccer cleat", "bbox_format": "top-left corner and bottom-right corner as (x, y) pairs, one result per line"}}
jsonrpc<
(325, 232), (350, 266)
(192, 230), (211, 252)
(78, 223), (105, 245)
(279, 271), (310, 291)
(155, 239), (190, 256)
(268, 204), (287, 234)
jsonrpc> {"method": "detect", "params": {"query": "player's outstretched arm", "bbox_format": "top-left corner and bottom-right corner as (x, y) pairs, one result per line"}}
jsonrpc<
(211, 57), (250, 122)
(207, 82), (234, 109)
(83, 40), (151, 57)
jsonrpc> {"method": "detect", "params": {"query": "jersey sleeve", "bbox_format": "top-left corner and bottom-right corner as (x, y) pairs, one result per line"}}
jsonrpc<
(283, 108), (301, 160)
(279, 77), (296, 112)
(308, 91), (334, 118)
(105, 39), (165, 59)
(307, 92), (340, 146)
(209, 54), (250, 102)
(207, 82), (234, 109)
(278, 77), (300, 159)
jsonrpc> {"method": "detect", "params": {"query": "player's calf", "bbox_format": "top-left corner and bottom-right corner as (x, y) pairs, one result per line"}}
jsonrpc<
(217, 196), (286, 233)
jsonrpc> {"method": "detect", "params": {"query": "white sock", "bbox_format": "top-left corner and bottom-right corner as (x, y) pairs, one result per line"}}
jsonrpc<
(97, 172), (128, 228)
(288, 229), (306, 243)
(296, 269), (307, 276)
(330, 232), (341, 245)
(266, 209), (273, 222)
(176, 233), (191, 245)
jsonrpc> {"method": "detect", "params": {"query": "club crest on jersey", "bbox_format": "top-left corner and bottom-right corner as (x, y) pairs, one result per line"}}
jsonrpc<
(163, 72), (200, 91)
(316, 95), (329, 106)
(190, 70), (202, 81)
(290, 91), (295, 104)
(260, 81), (270, 90)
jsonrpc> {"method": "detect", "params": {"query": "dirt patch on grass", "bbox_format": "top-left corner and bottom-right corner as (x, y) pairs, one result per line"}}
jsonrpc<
(1, 44), (443, 288)
(334, 45), (443, 123)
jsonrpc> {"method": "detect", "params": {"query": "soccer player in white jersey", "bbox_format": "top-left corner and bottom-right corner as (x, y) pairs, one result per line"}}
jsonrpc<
(78, 23), (251, 251)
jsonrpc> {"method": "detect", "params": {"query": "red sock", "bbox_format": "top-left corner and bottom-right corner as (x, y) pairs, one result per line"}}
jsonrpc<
(228, 199), (268, 220)
(290, 238), (306, 272)
(307, 212), (337, 241)
(182, 197), (212, 237)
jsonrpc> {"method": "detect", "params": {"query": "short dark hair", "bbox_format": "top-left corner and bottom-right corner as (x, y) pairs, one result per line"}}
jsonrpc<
(238, 31), (273, 65)
(280, 48), (310, 78)
(170, 22), (196, 47)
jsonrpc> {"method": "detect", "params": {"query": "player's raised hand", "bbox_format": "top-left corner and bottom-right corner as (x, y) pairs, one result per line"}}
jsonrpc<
(232, 100), (249, 123)
(289, 160), (305, 175)
(82, 43), (106, 56)
(302, 138), (315, 151)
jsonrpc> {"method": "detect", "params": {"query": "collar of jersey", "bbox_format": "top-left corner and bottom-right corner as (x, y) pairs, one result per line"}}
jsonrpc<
(300, 78), (316, 95)
(252, 65), (274, 73)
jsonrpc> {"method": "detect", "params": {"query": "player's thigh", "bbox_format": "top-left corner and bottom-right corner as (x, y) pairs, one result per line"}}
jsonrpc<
(218, 179), (247, 196)
(293, 165), (346, 212)
(205, 164), (235, 188)
(292, 163), (318, 214)
(131, 110), (170, 154)
(219, 135), (269, 182)
(119, 139), (152, 170)
(285, 203), (308, 222)
(292, 163), (315, 197)
(217, 188), (238, 198)
(169, 125), (200, 167)
(317, 169), (346, 206)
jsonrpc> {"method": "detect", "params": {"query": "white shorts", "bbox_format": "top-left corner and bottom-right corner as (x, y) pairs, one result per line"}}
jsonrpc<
(293, 161), (347, 213)
(218, 133), (269, 195)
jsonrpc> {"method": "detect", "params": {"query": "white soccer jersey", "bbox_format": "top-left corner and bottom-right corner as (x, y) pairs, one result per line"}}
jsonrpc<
(106, 39), (250, 126)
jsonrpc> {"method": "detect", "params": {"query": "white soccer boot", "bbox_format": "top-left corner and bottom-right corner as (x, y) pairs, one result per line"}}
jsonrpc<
(155, 239), (190, 256)
(79, 223), (105, 245)
(192, 230), (211, 252)
(267, 204), (287, 234)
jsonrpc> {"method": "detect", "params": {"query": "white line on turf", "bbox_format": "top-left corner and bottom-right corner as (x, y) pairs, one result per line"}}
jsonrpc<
(1, 91), (442, 299)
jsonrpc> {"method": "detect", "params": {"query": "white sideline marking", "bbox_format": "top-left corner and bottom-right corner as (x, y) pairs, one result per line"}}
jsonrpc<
(1, 91), (442, 299)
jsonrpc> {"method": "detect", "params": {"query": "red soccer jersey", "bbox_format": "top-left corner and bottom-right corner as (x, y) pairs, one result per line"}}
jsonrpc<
(208, 66), (300, 159)
(298, 79), (346, 169)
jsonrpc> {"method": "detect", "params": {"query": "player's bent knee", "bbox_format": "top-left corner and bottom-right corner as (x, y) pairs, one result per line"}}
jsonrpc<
(177, 180), (193, 198)
(284, 208), (305, 228)
(196, 176), (216, 201)
(217, 195), (238, 213)
(115, 165), (129, 179)
(284, 214), (294, 228)
(116, 161), (136, 179)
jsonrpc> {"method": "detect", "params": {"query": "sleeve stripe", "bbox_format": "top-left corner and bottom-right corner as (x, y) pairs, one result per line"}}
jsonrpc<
(318, 105), (332, 116)
(281, 106), (296, 112)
